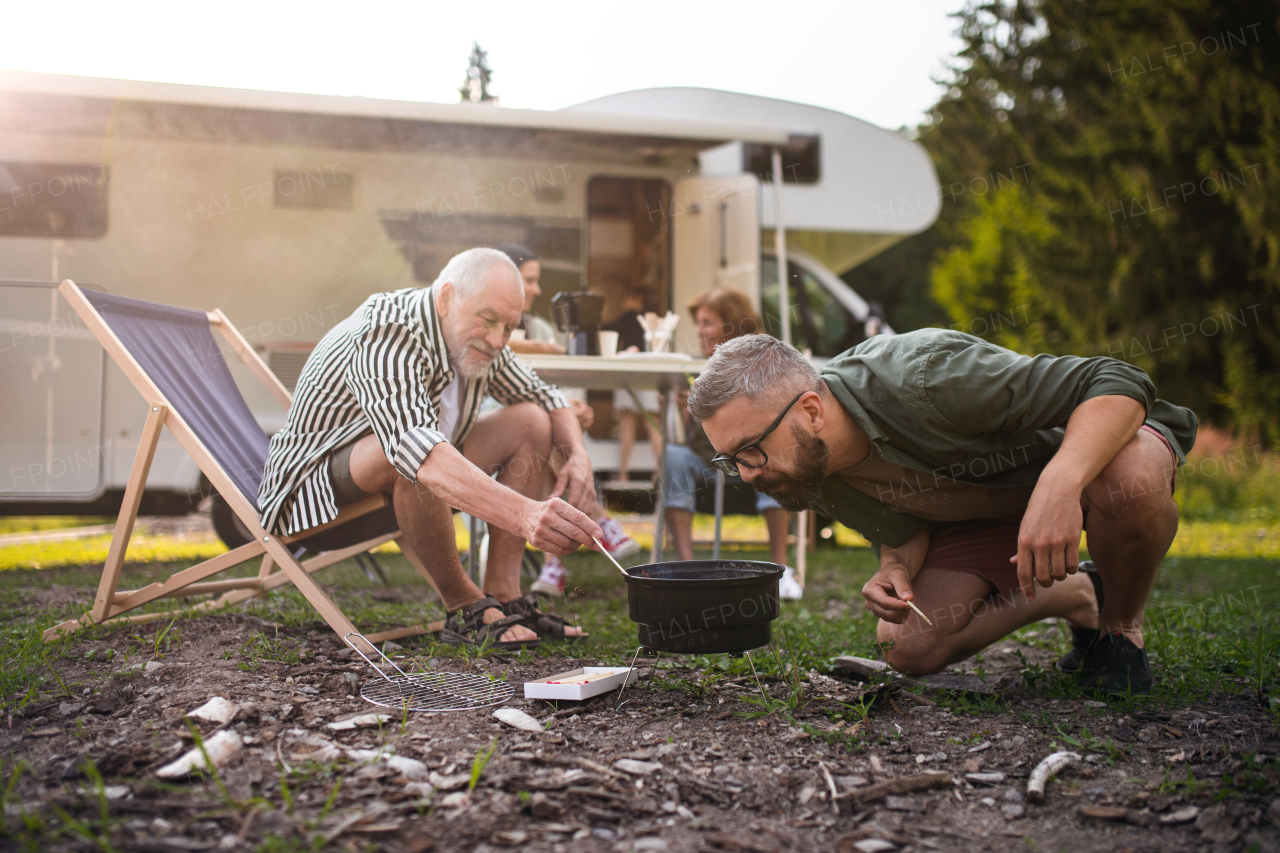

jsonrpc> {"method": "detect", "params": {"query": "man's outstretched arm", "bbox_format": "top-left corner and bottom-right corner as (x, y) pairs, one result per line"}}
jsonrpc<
(1013, 394), (1146, 600)
(416, 443), (601, 555)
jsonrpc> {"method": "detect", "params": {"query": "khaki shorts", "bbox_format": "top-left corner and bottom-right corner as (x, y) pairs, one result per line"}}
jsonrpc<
(328, 437), (374, 507)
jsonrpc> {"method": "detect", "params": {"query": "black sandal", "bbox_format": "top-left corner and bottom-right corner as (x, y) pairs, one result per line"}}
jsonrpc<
(503, 594), (587, 643)
(440, 597), (541, 651)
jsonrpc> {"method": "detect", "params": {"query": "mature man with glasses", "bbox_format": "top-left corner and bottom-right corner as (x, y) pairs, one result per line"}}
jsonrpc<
(689, 332), (1196, 695)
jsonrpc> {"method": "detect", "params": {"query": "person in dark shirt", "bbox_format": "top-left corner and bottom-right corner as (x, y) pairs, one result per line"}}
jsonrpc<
(607, 289), (662, 480)
(689, 332), (1195, 694)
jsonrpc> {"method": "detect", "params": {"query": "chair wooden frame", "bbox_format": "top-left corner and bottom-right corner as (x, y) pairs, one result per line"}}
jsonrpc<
(42, 280), (441, 652)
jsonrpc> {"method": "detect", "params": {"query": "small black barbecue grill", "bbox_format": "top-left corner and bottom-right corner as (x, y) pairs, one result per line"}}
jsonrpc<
(623, 560), (785, 655)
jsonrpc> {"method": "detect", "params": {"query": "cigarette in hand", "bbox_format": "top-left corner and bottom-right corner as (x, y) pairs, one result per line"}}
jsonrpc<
(906, 600), (932, 625)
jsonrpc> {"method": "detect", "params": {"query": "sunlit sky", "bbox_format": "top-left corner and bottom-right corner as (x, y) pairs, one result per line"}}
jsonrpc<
(4, 0), (968, 131)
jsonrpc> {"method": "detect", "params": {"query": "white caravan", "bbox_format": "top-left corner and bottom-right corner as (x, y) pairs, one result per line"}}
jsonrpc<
(0, 70), (940, 532)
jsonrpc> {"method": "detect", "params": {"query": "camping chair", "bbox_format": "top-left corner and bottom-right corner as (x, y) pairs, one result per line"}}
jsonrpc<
(42, 280), (442, 652)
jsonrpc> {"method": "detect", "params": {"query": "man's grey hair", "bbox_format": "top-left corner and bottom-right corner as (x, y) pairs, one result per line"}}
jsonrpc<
(687, 335), (823, 421)
(432, 247), (521, 302)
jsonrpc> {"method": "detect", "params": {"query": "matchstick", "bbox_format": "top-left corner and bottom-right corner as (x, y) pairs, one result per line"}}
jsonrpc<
(594, 537), (629, 576)
(907, 600), (933, 625)
(544, 672), (615, 685)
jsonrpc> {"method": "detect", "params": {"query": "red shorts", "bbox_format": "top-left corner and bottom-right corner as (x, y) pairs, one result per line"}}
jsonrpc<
(921, 426), (1176, 598)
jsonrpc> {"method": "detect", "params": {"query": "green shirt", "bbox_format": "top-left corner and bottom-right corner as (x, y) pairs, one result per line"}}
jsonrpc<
(815, 329), (1197, 552)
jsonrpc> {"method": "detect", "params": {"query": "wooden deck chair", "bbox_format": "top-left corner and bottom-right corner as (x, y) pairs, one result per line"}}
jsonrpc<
(43, 280), (442, 652)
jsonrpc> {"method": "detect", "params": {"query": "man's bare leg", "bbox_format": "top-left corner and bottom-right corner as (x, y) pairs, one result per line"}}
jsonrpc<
(1080, 429), (1179, 648)
(764, 508), (789, 566)
(877, 568), (1098, 675)
(346, 435), (536, 643)
(464, 403), (586, 636)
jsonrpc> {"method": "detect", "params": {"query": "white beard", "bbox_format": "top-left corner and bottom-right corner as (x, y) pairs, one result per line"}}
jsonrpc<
(448, 341), (497, 379)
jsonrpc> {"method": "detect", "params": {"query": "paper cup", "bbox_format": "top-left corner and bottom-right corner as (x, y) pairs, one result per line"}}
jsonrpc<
(598, 330), (619, 358)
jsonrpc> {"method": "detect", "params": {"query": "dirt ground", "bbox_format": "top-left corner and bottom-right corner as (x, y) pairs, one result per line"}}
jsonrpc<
(4, 605), (1278, 853)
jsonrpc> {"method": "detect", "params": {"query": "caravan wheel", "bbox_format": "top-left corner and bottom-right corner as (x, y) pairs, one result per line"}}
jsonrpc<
(211, 493), (254, 549)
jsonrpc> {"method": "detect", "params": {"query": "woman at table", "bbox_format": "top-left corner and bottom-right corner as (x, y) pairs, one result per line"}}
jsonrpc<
(606, 288), (665, 482)
(664, 287), (802, 598)
(476, 244), (639, 597)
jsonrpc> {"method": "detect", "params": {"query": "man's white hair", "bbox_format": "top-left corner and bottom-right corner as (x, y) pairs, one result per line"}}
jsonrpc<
(433, 247), (521, 301)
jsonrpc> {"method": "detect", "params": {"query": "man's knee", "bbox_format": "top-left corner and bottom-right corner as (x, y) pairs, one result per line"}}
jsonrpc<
(885, 645), (946, 676)
(878, 622), (950, 676)
(510, 403), (552, 449)
(1087, 432), (1176, 520)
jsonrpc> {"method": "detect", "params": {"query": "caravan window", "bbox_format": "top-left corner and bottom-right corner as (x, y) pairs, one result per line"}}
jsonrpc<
(743, 135), (820, 184)
(0, 161), (108, 237)
(761, 257), (860, 358)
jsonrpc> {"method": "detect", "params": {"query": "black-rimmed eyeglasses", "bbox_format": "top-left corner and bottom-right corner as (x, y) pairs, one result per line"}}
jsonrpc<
(709, 392), (806, 475)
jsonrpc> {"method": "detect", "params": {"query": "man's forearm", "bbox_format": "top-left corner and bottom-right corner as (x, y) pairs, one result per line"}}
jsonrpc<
(416, 443), (532, 534)
(549, 405), (586, 457)
(1040, 395), (1146, 492)
(879, 529), (930, 580)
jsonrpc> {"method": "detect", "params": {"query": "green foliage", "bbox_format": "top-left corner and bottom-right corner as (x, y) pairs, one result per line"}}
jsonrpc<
(1218, 752), (1279, 798)
(233, 630), (301, 672)
(468, 737), (499, 793)
(647, 671), (724, 702)
(879, 0), (1280, 439)
(1175, 427), (1280, 522)
(932, 187), (1067, 354)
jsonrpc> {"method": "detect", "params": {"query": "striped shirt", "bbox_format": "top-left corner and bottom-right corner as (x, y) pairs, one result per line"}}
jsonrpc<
(258, 285), (569, 536)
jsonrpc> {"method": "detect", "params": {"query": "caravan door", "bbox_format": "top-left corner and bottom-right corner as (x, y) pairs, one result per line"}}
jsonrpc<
(671, 175), (760, 355)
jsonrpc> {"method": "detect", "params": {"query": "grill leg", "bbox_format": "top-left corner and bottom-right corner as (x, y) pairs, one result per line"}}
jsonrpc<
(615, 645), (652, 712)
(468, 515), (480, 583)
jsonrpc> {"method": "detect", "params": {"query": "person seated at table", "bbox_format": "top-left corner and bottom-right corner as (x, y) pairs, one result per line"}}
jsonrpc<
(606, 288), (664, 482)
(688, 333), (1196, 694)
(496, 243), (563, 354)
(258, 248), (603, 648)
(491, 244), (640, 597)
(663, 287), (802, 598)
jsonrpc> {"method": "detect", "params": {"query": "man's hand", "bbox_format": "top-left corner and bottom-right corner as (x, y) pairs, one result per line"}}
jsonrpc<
(553, 446), (595, 510)
(569, 398), (594, 430)
(1008, 395), (1146, 601)
(863, 530), (928, 623)
(519, 497), (602, 555)
(861, 565), (916, 623)
(1011, 474), (1083, 600)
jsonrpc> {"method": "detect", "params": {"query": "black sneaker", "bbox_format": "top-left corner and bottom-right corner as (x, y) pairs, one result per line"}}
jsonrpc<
(1055, 561), (1104, 674)
(1076, 632), (1152, 695)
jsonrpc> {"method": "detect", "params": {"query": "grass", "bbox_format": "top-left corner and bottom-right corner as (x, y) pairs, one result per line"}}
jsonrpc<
(0, 517), (1278, 725)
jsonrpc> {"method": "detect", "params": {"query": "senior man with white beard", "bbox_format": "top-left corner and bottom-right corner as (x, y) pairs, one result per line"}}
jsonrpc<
(258, 248), (600, 648)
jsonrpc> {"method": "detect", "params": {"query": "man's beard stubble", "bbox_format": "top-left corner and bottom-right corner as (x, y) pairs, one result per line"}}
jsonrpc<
(752, 423), (830, 512)
(448, 340), (498, 380)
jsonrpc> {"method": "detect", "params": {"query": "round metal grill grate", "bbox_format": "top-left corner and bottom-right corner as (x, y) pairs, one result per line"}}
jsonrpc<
(359, 670), (514, 713)
(344, 632), (513, 714)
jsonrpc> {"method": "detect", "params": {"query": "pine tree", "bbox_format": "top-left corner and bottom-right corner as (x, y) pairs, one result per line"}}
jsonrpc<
(458, 41), (497, 104)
